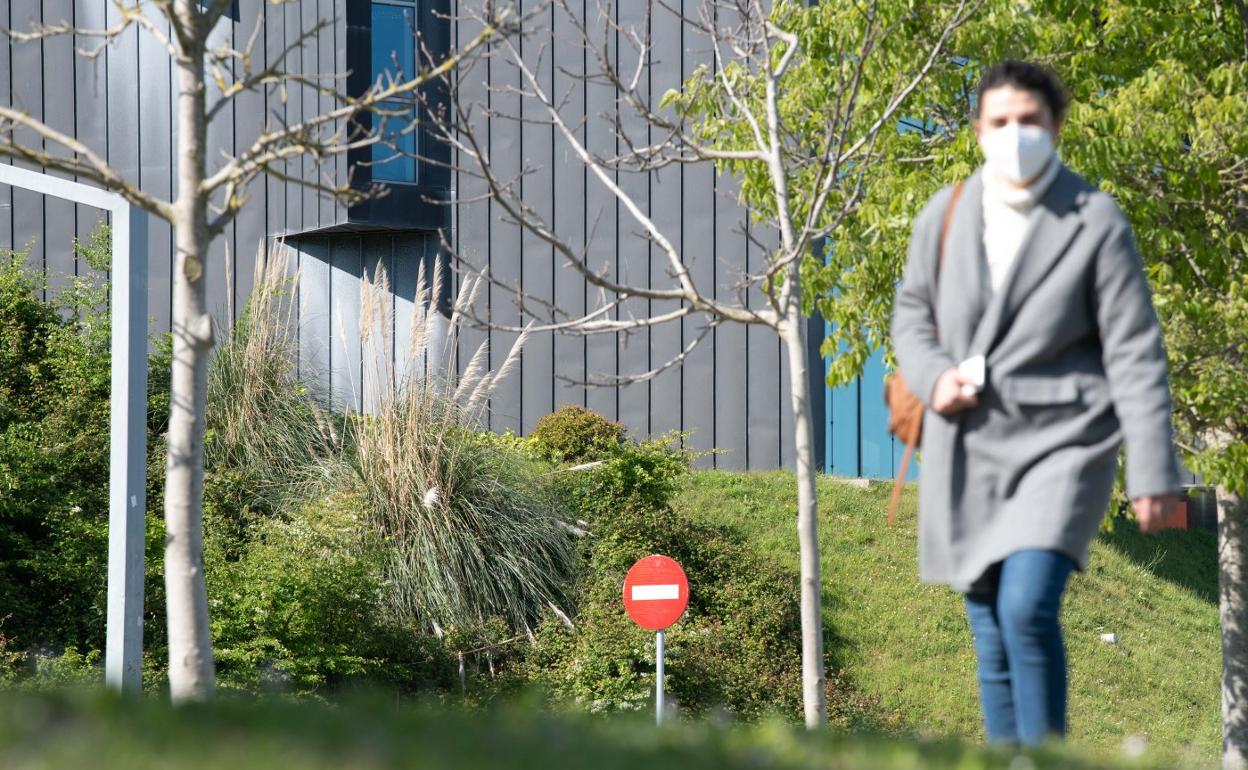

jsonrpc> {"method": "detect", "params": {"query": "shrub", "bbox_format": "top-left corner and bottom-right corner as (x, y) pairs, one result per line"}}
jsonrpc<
(205, 493), (454, 696)
(0, 248), (61, 425)
(205, 246), (341, 523)
(0, 234), (165, 654)
(345, 268), (578, 637)
(528, 405), (626, 463)
(522, 501), (809, 720)
(514, 428), (847, 722)
(546, 431), (693, 520)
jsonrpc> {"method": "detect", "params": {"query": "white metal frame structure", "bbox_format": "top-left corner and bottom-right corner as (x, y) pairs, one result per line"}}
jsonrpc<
(0, 164), (149, 694)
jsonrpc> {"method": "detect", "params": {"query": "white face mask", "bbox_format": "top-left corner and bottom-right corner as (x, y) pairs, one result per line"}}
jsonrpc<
(978, 122), (1055, 185)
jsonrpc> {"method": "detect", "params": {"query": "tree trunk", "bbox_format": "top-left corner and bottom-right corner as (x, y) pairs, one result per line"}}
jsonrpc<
(1220, 483), (1248, 769)
(783, 307), (827, 727)
(165, 4), (216, 702)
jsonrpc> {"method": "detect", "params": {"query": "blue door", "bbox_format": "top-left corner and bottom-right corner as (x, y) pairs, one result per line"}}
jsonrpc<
(825, 340), (919, 481)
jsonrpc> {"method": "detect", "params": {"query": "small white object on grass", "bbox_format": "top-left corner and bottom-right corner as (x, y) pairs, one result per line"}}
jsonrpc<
(1122, 734), (1148, 759)
(1100, 632), (1118, 644)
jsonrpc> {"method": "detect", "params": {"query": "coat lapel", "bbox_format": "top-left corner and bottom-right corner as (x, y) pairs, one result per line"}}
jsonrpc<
(968, 162), (1087, 357)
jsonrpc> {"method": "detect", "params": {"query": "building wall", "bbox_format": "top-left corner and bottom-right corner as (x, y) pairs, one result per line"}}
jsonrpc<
(0, 1), (346, 333)
(449, 0), (831, 470)
(0, 0), (918, 475)
(285, 230), (444, 415)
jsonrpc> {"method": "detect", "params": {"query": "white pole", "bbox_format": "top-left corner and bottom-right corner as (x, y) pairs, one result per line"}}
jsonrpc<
(655, 630), (665, 725)
(104, 204), (149, 694)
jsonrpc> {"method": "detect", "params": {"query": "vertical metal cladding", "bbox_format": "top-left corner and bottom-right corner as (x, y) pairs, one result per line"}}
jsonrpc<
(0, 1), (880, 474)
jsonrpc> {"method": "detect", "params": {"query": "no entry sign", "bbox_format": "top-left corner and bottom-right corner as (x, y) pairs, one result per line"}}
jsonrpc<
(623, 554), (689, 631)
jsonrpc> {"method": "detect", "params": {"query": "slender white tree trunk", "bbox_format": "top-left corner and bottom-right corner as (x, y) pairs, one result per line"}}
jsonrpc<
(783, 304), (826, 727)
(1220, 482), (1248, 769)
(165, 3), (216, 701)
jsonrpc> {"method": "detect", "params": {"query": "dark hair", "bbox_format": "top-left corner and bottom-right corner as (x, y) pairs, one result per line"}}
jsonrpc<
(975, 59), (1068, 122)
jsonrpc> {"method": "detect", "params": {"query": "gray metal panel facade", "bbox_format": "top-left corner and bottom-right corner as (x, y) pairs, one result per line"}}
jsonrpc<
(0, 0), (817, 472)
(445, 1), (806, 469)
(0, 4), (259, 332)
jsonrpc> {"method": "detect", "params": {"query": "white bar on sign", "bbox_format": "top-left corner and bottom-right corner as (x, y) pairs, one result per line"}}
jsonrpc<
(632, 584), (680, 601)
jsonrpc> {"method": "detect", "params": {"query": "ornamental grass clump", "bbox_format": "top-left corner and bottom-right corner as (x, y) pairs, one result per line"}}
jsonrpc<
(205, 245), (342, 517)
(347, 262), (577, 636)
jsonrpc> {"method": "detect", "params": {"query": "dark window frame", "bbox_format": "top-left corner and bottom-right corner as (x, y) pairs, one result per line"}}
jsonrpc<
(345, 0), (451, 231)
(370, 0), (422, 186)
(197, 0), (240, 21)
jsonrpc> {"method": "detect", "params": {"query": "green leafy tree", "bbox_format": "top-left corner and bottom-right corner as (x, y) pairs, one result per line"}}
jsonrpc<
(820, 3), (1247, 764)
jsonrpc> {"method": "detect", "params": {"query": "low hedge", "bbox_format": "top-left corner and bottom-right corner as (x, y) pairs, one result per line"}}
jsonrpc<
(0, 690), (1174, 770)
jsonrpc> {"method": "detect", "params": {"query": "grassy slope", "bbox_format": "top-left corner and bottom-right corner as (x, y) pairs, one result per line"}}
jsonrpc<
(674, 471), (1220, 767)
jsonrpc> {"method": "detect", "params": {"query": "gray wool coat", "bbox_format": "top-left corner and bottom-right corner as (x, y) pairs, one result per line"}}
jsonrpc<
(891, 162), (1182, 593)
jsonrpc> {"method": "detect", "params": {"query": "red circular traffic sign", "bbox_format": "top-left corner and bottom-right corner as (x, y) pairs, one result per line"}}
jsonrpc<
(622, 554), (689, 631)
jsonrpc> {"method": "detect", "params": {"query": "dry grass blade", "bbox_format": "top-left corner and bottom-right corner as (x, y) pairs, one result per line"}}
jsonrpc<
(205, 241), (341, 514)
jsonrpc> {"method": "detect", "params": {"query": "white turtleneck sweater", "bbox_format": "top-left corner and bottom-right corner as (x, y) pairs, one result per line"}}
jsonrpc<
(981, 157), (1061, 292)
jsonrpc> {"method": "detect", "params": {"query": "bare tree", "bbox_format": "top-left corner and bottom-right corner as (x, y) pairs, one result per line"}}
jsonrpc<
(429, 0), (975, 726)
(0, 0), (506, 701)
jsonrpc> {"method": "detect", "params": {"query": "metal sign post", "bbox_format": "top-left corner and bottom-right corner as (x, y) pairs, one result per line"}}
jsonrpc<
(622, 554), (689, 726)
(0, 164), (149, 694)
(655, 630), (665, 725)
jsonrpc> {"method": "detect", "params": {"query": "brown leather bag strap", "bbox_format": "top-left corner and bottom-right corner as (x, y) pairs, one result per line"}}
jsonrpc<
(937, 181), (965, 278)
(887, 443), (915, 527)
(886, 181), (964, 527)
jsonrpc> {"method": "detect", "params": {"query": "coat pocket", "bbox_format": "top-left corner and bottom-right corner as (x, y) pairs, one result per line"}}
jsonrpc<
(1003, 374), (1081, 405)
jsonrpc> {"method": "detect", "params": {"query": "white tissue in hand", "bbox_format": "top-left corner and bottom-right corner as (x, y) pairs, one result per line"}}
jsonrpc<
(957, 354), (986, 392)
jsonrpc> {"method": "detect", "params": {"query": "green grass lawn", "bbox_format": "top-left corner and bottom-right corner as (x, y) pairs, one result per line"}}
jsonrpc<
(674, 471), (1221, 768)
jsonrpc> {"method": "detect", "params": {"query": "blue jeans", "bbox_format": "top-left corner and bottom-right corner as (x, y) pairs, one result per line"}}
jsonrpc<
(963, 549), (1076, 747)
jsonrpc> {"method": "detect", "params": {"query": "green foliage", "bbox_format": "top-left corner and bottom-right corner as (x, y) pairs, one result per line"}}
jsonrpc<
(1162, 283), (1248, 494)
(524, 504), (812, 720)
(528, 405), (626, 464)
(0, 234), (164, 653)
(0, 690), (1183, 770)
(205, 493), (454, 696)
(521, 426), (873, 724)
(546, 431), (693, 520)
(810, 1), (1248, 491)
(0, 248), (61, 425)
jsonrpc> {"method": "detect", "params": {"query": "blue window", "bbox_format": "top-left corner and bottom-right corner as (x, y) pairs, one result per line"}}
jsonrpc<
(371, 1), (420, 184)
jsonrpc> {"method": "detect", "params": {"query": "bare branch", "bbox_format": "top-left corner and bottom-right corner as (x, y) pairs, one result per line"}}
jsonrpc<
(205, 7), (509, 186)
(0, 106), (175, 220)
(484, 22), (773, 326)
(204, 15), (331, 123)
(558, 321), (717, 387)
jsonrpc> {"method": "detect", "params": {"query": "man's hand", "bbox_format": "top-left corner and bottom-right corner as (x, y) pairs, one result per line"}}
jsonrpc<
(931, 367), (980, 415)
(1133, 494), (1183, 534)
